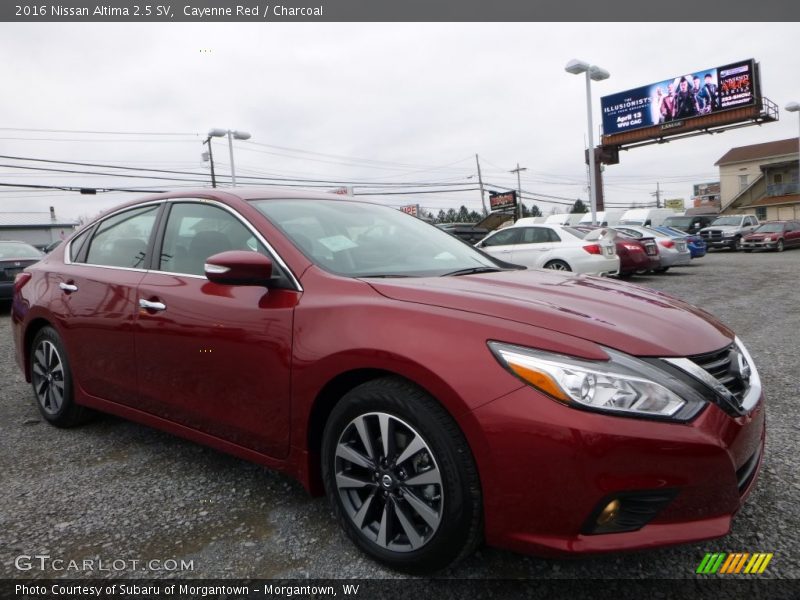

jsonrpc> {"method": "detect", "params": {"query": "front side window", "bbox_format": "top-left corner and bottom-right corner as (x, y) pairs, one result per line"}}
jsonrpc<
(159, 202), (270, 276)
(85, 205), (159, 268)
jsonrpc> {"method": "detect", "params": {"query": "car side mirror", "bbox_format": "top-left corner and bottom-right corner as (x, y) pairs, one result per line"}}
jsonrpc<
(204, 250), (273, 286)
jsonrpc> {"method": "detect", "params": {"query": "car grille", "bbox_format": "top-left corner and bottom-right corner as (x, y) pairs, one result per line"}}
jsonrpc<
(700, 230), (724, 241)
(1, 265), (24, 282)
(688, 344), (747, 411)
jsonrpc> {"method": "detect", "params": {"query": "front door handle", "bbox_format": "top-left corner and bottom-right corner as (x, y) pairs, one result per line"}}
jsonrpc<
(139, 299), (167, 312)
(59, 282), (78, 293)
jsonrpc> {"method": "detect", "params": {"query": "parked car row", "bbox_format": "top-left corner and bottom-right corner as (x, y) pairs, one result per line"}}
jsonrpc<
(741, 220), (800, 252)
(475, 221), (704, 278)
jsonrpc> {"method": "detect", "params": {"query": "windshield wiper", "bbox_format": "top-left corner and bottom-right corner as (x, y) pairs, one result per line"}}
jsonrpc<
(441, 266), (505, 277)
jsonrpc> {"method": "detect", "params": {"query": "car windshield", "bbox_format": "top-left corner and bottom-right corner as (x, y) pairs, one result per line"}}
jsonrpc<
(0, 241), (43, 259)
(663, 217), (693, 227)
(252, 198), (505, 277)
(711, 217), (743, 226)
(753, 223), (785, 233)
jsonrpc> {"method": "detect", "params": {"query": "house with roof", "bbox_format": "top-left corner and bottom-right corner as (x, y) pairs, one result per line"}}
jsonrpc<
(716, 137), (800, 221)
(0, 207), (79, 249)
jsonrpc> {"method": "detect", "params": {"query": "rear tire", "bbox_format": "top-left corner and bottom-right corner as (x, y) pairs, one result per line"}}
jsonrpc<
(543, 259), (571, 271)
(321, 377), (482, 573)
(654, 267), (670, 273)
(30, 326), (89, 428)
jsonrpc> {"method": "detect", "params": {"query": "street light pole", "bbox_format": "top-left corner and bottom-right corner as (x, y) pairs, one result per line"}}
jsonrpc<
(208, 128), (252, 187)
(565, 59), (610, 226)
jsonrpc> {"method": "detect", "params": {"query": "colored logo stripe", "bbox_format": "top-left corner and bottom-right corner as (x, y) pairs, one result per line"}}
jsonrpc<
(697, 552), (773, 574)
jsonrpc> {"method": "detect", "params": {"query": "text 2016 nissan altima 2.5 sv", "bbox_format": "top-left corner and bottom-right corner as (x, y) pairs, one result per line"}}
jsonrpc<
(11, 189), (765, 572)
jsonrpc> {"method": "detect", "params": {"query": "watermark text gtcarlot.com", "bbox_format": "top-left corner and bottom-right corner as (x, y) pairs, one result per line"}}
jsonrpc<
(14, 555), (195, 573)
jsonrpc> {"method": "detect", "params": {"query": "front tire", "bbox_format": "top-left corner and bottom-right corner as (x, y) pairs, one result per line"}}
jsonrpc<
(777, 239), (785, 252)
(30, 326), (89, 427)
(321, 377), (482, 573)
(543, 259), (571, 271)
(733, 237), (743, 251)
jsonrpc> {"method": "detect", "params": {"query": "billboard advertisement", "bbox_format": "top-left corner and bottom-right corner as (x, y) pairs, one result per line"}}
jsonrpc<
(601, 59), (757, 136)
(694, 182), (721, 198)
(489, 191), (517, 212)
(400, 204), (419, 217)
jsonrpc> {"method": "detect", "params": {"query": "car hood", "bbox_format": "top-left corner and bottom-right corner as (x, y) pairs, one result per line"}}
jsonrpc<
(743, 233), (775, 240)
(365, 270), (732, 357)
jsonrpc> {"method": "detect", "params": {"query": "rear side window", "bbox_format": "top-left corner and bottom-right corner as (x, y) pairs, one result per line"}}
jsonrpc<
(69, 227), (93, 263)
(84, 205), (159, 268)
(483, 228), (522, 247)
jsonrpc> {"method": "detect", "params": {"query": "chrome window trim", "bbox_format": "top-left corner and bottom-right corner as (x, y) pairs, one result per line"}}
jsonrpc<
(63, 197), (303, 292)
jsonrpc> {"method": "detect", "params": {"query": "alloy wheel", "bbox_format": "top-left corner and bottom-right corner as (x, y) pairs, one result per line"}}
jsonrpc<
(334, 412), (443, 552)
(31, 340), (66, 416)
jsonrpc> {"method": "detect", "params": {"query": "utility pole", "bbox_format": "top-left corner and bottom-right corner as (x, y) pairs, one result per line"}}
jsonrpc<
(475, 154), (487, 214)
(202, 136), (217, 188)
(510, 163), (527, 220)
(651, 182), (662, 208)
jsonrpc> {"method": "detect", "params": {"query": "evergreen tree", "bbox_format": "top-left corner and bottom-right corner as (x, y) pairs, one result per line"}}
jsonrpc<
(570, 199), (589, 214)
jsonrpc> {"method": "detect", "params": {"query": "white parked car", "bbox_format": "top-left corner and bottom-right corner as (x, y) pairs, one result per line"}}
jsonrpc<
(476, 224), (620, 276)
(610, 225), (691, 272)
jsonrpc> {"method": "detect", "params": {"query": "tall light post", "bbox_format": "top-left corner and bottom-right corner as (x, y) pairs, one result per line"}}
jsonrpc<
(208, 128), (251, 186)
(565, 59), (610, 226)
(786, 102), (800, 201)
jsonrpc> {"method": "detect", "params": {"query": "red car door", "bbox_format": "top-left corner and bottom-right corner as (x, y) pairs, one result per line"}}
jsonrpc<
(133, 200), (298, 458)
(51, 204), (161, 406)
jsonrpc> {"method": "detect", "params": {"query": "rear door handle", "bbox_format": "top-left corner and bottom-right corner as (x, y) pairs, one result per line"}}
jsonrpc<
(139, 299), (167, 312)
(59, 282), (78, 293)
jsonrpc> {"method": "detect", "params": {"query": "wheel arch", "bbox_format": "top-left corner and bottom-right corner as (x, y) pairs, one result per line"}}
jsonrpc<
(302, 367), (481, 497)
(22, 317), (55, 381)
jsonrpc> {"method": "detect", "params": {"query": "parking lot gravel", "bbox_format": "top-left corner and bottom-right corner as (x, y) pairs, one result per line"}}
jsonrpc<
(1, 250), (798, 580)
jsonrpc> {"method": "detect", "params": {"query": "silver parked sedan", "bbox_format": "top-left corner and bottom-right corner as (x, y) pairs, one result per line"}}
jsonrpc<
(611, 225), (692, 273)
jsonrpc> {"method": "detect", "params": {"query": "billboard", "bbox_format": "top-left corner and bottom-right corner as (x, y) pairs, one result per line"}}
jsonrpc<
(400, 204), (419, 217)
(489, 191), (517, 212)
(694, 182), (721, 198)
(601, 59), (757, 137)
(664, 198), (685, 211)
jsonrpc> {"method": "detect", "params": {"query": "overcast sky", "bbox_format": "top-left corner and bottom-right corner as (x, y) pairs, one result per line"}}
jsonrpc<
(1, 22), (798, 222)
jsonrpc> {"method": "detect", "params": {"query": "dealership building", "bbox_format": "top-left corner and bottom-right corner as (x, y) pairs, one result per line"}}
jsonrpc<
(0, 207), (79, 249)
(716, 137), (800, 221)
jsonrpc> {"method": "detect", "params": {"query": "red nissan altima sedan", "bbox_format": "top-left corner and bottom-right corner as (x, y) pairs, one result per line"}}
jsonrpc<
(11, 189), (765, 572)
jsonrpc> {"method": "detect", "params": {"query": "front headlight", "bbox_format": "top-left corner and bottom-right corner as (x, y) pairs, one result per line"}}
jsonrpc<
(488, 342), (707, 421)
(722, 231), (736, 237)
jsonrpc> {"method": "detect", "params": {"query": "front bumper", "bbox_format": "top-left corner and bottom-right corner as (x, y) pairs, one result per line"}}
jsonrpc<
(704, 237), (738, 248)
(470, 385), (765, 556)
(742, 240), (778, 250)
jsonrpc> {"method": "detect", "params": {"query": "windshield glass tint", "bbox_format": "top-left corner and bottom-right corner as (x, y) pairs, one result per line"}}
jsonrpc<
(252, 199), (501, 277)
(663, 217), (693, 227)
(0, 242), (42, 259)
(754, 223), (785, 233)
(711, 217), (742, 226)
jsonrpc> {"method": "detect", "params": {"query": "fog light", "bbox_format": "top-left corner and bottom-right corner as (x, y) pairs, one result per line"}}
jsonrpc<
(596, 499), (621, 525)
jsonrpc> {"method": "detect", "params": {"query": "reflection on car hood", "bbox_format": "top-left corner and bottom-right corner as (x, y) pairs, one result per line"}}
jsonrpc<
(366, 270), (732, 357)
